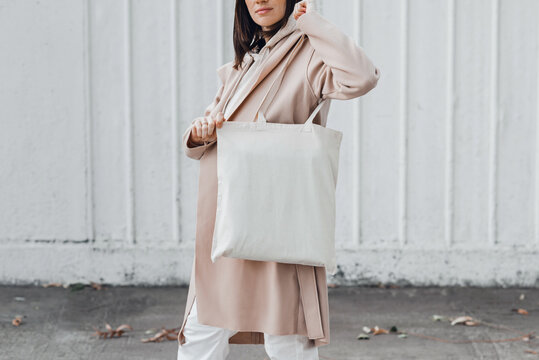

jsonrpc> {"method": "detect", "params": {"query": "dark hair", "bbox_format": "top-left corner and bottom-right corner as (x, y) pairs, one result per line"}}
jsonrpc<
(232, 0), (301, 70)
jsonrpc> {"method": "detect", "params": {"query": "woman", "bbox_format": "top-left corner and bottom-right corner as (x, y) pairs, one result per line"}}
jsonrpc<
(177, 0), (380, 359)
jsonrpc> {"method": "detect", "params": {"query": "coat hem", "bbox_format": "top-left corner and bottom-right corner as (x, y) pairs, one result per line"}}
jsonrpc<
(177, 267), (330, 347)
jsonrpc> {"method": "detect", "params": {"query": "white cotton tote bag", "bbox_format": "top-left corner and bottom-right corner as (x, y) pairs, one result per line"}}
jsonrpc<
(210, 34), (342, 275)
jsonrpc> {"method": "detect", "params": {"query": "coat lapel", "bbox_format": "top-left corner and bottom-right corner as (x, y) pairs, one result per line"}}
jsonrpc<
(217, 56), (254, 117)
(220, 29), (304, 122)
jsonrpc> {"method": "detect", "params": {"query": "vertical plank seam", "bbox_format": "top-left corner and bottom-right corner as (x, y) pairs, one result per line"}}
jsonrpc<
(217, 0), (224, 86)
(83, 0), (95, 244)
(536, 0), (539, 249)
(488, 0), (500, 247)
(398, 0), (409, 248)
(124, 0), (136, 245)
(353, 0), (363, 249)
(445, 0), (456, 248)
(172, 0), (181, 245)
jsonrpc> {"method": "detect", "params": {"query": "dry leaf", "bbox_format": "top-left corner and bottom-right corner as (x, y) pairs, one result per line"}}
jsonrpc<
(356, 332), (370, 340)
(432, 314), (450, 322)
(524, 349), (537, 354)
(362, 326), (389, 335)
(42, 282), (63, 288)
(372, 326), (389, 335)
(93, 323), (133, 339)
(362, 326), (371, 333)
(450, 316), (474, 326)
(141, 327), (180, 343)
(90, 282), (103, 290)
(12, 316), (23, 326)
(513, 308), (528, 315)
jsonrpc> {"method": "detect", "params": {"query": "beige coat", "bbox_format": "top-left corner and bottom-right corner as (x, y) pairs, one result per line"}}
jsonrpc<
(177, 9), (380, 348)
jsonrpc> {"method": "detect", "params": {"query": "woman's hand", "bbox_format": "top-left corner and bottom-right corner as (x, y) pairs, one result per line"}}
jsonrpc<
(189, 111), (226, 145)
(293, 0), (317, 20)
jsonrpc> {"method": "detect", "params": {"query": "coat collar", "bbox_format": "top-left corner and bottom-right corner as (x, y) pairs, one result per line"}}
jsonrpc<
(219, 12), (303, 121)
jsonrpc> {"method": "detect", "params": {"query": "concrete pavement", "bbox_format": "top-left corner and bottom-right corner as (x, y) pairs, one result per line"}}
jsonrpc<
(0, 285), (537, 359)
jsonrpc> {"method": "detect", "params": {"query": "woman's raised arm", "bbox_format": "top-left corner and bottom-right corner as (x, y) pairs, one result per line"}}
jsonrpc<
(296, 8), (380, 101)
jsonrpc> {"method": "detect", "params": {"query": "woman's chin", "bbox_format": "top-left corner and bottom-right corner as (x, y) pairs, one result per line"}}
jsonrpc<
(257, 19), (279, 28)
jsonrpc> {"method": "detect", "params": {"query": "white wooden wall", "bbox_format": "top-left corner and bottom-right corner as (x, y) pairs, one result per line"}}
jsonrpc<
(1, 0), (538, 286)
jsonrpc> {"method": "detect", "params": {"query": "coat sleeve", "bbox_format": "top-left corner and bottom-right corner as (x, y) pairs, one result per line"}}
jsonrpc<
(182, 63), (230, 160)
(295, 9), (380, 101)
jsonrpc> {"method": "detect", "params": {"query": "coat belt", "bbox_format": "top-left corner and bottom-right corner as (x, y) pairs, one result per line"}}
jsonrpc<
(295, 264), (325, 339)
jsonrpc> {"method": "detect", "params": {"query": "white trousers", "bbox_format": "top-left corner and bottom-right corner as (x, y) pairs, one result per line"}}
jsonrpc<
(177, 296), (319, 360)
